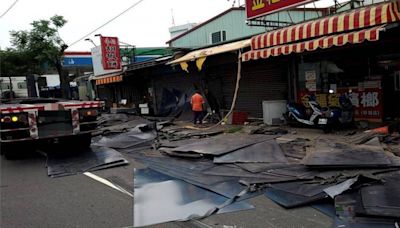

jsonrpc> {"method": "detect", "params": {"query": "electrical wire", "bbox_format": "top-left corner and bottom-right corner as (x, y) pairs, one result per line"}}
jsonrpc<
(0, 0), (19, 18)
(68, 0), (146, 48)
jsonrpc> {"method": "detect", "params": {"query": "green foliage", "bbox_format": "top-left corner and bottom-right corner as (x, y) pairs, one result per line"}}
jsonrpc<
(0, 48), (41, 76)
(8, 15), (68, 74)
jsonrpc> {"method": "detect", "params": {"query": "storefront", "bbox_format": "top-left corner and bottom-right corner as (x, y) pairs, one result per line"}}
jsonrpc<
(243, 1), (400, 122)
(297, 30), (400, 122)
(93, 72), (124, 108)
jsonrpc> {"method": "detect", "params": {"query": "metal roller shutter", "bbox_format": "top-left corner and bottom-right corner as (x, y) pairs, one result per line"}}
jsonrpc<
(215, 59), (287, 118)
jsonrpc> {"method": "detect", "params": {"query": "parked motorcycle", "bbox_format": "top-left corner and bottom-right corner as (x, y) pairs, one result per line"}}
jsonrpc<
(285, 95), (330, 132)
(285, 93), (354, 133)
(327, 92), (355, 128)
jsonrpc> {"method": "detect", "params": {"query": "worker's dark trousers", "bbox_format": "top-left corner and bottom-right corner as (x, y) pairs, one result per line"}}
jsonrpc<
(193, 111), (203, 124)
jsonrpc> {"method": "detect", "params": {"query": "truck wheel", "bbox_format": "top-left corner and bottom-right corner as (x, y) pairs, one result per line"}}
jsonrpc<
(2, 142), (36, 160)
(76, 134), (92, 148)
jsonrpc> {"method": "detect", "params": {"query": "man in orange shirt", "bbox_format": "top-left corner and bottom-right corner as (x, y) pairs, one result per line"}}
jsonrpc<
(190, 90), (205, 125)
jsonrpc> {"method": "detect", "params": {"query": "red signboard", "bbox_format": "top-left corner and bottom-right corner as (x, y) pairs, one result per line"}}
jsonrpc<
(298, 86), (383, 122)
(245, 0), (314, 19)
(100, 36), (121, 70)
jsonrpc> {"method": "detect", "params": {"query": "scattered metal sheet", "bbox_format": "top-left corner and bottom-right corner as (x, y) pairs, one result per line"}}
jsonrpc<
(360, 172), (400, 218)
(172, 134), (277, 156)
(362, 136), (382, 146)
(238, 176), (299, 185)
(235, 162), (293, 173)
(302, 139), (392, 168)
(250, 126), (288, 135)
(266, 165), (318, 179)
(159, 138), (205, 148)
(95, 116), (153, 136)
(203, 164), (297, 183)
(279, 138), (309, 160)
(213, 140), (288, 164)
(93, 131), (156, 149)
(134, 168), (254, 227)
(46, 147), (128, 177)
(160, 147), (204, 158)
(311, 202), (336, 218)
(97, 113), (129, 126)
(270, 180), (336, 197)
(264, 187), (328, 208)
(332, 215), (398, 228)
(347, 131), (380, 145)
(129, 153), (245, 198)
(147, 164), (244, 199)
(323, 175), (379, 198)
(334, 191), (398, 228)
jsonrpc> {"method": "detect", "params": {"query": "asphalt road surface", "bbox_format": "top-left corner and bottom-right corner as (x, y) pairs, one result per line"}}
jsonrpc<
(1, 148), (332, 228)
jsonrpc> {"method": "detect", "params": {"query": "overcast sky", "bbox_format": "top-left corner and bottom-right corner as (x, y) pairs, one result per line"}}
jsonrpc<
(0, 0), (339, 51)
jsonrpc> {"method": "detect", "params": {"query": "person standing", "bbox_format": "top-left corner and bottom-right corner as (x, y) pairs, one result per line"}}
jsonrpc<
(190, 90), (205, 124)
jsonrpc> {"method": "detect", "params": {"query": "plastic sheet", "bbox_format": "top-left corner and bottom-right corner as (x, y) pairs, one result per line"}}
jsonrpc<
(134, 168), (254, 227)
(213, 140), (288, 164)
(47, 147), (128, 177)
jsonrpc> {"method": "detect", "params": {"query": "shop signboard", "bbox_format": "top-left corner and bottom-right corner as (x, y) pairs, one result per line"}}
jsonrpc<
(298, 81), (383, 122)
(91, 46), (121, 76)
(305, 81), (316, 92)
(305, 70), (317, 92)
(100, 36), (121, 70)
(245, 0), (314, 19)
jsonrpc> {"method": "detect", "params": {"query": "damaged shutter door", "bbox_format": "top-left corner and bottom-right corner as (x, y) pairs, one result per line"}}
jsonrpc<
(153, 72), (202, 116)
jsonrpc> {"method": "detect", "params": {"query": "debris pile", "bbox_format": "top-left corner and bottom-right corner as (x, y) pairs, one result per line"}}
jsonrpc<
(129, 126), (400, 227)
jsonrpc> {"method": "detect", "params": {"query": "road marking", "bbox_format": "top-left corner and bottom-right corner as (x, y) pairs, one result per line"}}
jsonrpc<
(83, 172), (133, 197)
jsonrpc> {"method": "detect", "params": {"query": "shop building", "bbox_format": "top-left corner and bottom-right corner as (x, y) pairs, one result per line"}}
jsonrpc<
(243, 1), (400, 122)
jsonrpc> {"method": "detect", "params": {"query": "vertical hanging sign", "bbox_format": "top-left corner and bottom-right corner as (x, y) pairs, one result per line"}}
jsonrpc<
(100, 36), (121, 70)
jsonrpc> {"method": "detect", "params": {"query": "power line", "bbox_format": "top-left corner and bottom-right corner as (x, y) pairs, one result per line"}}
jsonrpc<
(68, 0), (146, 48)
(0, 0), (19, 18)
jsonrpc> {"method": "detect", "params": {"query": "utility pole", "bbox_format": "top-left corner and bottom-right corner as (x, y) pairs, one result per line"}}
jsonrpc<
(171, 8), (175, 26)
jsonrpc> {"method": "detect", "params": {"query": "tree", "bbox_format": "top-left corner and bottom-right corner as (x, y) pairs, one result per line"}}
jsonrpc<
(0, 48), (40, 76)
(9, 15), (70, 98)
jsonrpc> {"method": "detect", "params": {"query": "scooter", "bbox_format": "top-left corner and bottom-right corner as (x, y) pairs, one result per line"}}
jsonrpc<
(285, 95), (330, 132)
(326, 92), (355, 128)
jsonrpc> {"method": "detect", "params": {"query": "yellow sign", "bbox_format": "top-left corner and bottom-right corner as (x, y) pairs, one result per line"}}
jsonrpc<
(252, 0), (265, 10)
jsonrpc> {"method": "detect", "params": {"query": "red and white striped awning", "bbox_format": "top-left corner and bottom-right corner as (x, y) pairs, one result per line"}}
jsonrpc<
(95, 74), (123, 85)
(243, 1), (400, 61)
(243, 25), (385, 61)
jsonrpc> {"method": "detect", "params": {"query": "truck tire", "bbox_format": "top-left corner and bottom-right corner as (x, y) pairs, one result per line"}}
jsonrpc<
(2, 141), (36, 160)
(75, 133), (92, 148)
